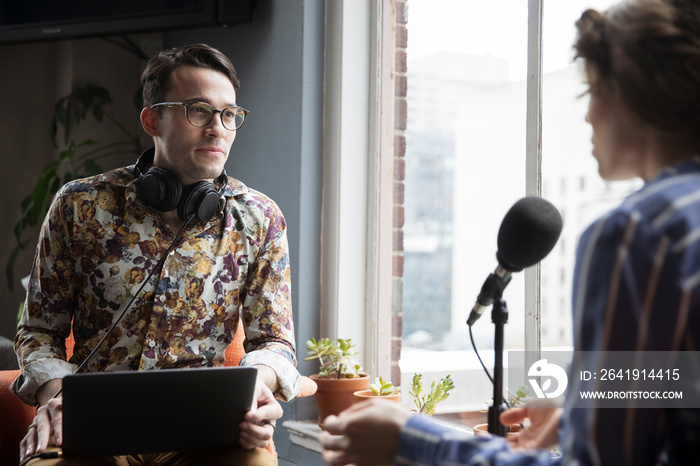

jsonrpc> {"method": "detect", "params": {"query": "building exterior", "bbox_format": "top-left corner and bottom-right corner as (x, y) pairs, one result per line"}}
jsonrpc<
(401, 51), (638, 411)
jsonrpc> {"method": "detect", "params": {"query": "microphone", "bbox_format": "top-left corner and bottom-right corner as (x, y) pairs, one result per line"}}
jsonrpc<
(467, 196), (563, 326)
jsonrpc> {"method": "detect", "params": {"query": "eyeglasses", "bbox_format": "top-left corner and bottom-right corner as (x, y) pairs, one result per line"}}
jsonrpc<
(151, 101), (250, 131)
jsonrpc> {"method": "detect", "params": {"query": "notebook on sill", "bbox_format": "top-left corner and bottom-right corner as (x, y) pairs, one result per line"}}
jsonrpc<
(61, 366), (258, 458)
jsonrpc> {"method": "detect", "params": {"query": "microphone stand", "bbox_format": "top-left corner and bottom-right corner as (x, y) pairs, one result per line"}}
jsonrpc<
(488, 291), (508, 436)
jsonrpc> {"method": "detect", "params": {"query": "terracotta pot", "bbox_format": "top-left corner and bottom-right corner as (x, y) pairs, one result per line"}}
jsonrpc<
(353, 389), (401, 403)
(473, 423), (522, 439)
(310, 374), (370, 423)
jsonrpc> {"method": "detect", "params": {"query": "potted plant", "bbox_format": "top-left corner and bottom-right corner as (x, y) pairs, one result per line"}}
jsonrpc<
(354, 377), (401, 403)
(409, 373), (455, 416)
(305, 337), (369, 422)
(7, 83), (143, 292)
(474, 385), (529, 437)
(472, 422), (523, 438)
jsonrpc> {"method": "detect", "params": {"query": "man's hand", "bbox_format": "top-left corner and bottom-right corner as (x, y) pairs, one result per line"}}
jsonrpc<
(239, 372), (283, 450)
(499, 399), (562, 451)
(320, 398), (411, 466)
(20, 379), (63, 463)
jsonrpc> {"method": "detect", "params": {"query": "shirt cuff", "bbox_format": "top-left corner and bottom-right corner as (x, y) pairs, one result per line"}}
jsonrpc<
(240, 350), (300, 401)
(397, 414), (471, 464)
(10, 358), (77, 405)
(398, 415), (561, 465)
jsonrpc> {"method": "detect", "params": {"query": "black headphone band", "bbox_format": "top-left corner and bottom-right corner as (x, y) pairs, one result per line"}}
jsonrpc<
(134, 148), (228, 221)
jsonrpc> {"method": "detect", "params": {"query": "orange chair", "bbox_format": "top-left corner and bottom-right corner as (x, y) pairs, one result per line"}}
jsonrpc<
(0, 323), (316, 465)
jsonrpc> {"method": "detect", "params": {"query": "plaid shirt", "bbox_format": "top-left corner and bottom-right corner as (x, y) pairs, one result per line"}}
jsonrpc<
(396, 158), (700, 465)
(398, 415), (557, 465)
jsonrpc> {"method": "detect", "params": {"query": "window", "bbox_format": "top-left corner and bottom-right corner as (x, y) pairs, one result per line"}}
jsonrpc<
(400, 0), (637, 418)
(402, 0), (528, 415)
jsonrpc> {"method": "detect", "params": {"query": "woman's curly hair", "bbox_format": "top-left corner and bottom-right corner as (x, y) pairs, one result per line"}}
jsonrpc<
(574, 0), (700, 143)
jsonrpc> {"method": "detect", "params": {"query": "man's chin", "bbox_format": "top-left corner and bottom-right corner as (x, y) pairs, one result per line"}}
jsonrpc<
(181, 168), (226, 185)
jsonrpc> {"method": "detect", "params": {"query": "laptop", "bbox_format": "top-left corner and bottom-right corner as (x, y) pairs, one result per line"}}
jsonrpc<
(61, 366), (258, 458)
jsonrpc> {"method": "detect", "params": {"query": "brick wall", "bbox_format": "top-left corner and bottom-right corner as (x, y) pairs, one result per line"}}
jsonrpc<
(392, 0), (408, 386)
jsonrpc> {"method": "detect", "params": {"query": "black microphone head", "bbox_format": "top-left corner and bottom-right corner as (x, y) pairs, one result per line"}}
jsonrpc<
(496, 196), (563, 272)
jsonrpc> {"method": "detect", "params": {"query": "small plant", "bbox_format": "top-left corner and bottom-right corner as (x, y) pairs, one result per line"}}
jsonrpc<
(482, 385), (530, 412)
(370, 377), (400, 396)
(409, 373), (454, 416)
(305, 337), (366, 379)
(507, 385), (529, 407)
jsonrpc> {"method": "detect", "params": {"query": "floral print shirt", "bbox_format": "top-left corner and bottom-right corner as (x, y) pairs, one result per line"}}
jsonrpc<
(11, 164), (300, 405)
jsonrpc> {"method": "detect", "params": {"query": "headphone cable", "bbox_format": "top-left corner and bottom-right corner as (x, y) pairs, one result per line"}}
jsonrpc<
(53, 214), (196, 399)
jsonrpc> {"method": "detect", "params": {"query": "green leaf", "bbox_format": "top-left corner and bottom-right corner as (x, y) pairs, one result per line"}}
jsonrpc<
(14, 195), (35, 241)
(410, 373), (453, 416)
(370, 377), (398, 396)
(50, 84), (112, 146)
(30, 171), (59, 222)
(305, 337), (364, 378)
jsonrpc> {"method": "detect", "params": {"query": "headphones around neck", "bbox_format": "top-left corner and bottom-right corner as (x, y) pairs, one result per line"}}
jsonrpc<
(134, 148), (228, 222)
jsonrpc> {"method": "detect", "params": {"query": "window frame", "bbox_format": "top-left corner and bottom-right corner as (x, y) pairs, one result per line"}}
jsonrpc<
(524, 0), (544, 361)
(320, 0), (395, 379)
(319, 0), (545, 387)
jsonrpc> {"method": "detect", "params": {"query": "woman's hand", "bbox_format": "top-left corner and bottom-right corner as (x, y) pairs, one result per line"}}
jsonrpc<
(500, 399), (562, 451)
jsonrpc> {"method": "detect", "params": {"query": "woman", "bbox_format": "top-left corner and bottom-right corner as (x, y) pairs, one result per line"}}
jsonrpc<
(320, 0), (700, 464)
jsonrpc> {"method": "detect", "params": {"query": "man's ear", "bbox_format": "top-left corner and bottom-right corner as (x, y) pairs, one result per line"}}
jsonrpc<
(141, 107), (160, 137)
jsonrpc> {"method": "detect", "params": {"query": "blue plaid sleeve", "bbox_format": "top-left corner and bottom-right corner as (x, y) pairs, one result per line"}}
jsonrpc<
(397, 415), (561, 465)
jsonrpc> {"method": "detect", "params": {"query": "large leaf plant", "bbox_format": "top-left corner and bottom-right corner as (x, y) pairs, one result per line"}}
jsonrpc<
(7, 84), (143, 291)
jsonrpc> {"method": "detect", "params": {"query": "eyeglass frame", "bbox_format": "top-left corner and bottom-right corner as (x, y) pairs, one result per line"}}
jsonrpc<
(151, 101), (250, 131)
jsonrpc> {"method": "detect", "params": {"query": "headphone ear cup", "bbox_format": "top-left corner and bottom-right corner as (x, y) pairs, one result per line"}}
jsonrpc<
(178, 181), (221, 222)
(138, 167), (182, 212)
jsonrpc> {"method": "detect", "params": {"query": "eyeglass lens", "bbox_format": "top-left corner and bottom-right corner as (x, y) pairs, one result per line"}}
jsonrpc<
(187, 102), (246, 130)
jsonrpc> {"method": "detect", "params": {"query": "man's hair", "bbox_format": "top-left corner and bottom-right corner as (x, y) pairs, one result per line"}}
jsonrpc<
(141, 43), (240, 108)
(573, 0), (700, 144)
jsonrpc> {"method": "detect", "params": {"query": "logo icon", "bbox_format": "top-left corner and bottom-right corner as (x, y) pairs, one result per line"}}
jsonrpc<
(528, 359), (568, 399)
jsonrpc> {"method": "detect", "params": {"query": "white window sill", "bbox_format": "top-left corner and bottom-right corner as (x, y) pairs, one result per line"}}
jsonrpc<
(283, 420), (323, 453)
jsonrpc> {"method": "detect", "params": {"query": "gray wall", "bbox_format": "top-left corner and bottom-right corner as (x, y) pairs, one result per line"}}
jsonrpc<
(0, 0), (324, 462)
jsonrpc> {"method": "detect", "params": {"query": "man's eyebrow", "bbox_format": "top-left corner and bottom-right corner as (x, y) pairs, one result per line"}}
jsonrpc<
(184, 97), (238, 107)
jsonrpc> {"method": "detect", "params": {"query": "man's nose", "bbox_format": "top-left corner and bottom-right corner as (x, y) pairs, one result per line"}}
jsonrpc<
(205, 111), (227, 137)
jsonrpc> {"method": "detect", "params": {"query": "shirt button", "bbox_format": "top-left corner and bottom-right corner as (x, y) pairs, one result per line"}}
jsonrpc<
(149, 341), (156, 348)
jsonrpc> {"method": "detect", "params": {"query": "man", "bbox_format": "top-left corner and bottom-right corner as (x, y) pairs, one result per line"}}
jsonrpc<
(13, 43), (299, 465)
